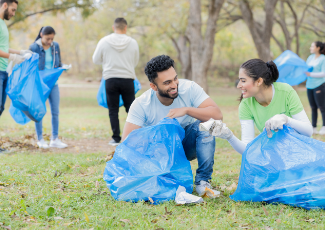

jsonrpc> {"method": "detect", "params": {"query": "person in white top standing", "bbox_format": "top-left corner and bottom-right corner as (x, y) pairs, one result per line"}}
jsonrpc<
(93, 18), (139, 146)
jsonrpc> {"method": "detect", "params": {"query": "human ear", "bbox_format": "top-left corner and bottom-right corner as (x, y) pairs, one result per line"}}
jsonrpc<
(150, 82), (158, 91)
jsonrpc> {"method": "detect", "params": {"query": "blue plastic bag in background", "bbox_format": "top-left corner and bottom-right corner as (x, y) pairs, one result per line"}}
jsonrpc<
(274, 50), (313, 86)
(8, 64), (65, 125)
(230, 125), (325, 210)
(97, 78), (142, 109)
(6, 53), (46, 122)
(103, 118), (193, 204)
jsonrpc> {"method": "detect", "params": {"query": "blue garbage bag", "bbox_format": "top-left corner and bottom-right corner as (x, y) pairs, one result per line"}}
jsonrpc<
(6, 53), (46, 122)
(97, 78), (142, 109)
(103, 118), (193, 204)
(230, 125), (325, 210)
(8, 64), (65, 125)
(274, 50), (313, 86)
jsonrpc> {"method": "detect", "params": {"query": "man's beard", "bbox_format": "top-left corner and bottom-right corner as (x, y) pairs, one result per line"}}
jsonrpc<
(157, 84), (179, 99)
(4, 8), (10, 20)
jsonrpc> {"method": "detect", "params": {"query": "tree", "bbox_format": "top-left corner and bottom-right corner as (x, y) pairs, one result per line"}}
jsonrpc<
(8, 0), (97, 28)
(187, 0), (225, 92)
(239, 0), (278, 61)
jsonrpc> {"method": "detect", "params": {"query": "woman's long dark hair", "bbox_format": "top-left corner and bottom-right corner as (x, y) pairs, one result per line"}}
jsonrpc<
(314, 41), (325, 55)
(34, 26), (56, 42)
(238, 59), (279, 102)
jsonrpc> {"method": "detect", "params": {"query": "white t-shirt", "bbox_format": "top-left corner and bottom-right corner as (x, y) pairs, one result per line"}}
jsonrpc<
(126, 79), (209, 128)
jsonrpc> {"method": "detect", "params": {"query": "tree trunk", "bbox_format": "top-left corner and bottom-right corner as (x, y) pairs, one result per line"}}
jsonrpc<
(171, 35), (192, 80)
(239, 0), (278, 61)
(187, 0), (225, 93)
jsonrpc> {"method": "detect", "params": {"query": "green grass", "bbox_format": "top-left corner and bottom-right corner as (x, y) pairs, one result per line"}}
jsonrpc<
(1, 85), (325, 229)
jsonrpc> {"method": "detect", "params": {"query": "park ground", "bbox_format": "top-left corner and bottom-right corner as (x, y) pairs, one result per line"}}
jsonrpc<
(1, 79), (325, 229)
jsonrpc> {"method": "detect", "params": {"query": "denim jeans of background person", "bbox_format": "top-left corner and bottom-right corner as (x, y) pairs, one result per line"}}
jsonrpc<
(92, 17), (139, 146)
(122, 55), (223, 196)
(0, 71), (8, 116)
(29, 26), (67, 149)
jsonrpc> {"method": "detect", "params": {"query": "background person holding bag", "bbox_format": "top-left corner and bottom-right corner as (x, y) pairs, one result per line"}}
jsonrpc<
(29, 26), (67, 149)
(305, 41), (325, 135)
(92, 17), (139, 146)
(207, 59), (313, 155)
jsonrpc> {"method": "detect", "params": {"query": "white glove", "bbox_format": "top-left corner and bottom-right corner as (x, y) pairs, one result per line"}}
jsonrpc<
(8, 54), (25, 64)
(200, 119), (233, 140)
(20, 50), (33, 56)
(265, 114), (289, 138)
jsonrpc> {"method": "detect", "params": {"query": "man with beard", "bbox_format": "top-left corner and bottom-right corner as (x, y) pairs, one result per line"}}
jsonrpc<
(122, 55), (223, 196)
(0, 0), (32, 152)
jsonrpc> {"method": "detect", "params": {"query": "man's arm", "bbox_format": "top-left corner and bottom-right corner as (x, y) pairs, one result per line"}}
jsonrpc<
(0, 50), (9, 59)
(166, 97), (223, 122)
(121, 122), (141, 142)
(92, 40), (103, 65)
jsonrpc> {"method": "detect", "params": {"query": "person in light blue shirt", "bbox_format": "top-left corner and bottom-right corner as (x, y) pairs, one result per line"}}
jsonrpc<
(29, 26), (67, 149)
(122, 55), (223, 197)
(305, 41), (325, 135)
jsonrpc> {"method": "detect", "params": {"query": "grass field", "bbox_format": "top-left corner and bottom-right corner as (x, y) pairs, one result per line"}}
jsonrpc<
(1, 83), (325, 229)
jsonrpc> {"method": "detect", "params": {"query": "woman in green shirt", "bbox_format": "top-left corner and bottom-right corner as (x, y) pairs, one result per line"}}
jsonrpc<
(206, 58), (313, 154)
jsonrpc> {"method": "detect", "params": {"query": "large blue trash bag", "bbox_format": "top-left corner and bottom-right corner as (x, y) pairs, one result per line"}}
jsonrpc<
(97, 78), (142, 108)
(230, 125), (325, 210)
(9, 67), (65, 125)
(103, 118), (193, 204)
(274, 50), (313, 86)
(6, 53), (47, 122)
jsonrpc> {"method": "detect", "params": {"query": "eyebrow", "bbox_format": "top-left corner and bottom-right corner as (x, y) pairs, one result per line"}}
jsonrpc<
(163, 75), (177, 84)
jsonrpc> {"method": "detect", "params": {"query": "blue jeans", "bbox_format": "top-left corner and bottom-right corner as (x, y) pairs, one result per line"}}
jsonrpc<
(35, 84), (60, 140)
(0, 71), (8, 116)
(182, 120), (216, 185)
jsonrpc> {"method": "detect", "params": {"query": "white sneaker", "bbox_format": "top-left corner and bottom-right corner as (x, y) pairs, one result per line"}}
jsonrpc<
(37, 139), (49, 149)
(313, 127), (319, 135)
(50, 138), (68, 148)
(196, 181), (220, 198)
(319, 126), (325, 135)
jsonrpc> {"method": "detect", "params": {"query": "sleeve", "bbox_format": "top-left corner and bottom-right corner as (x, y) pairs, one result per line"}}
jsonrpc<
(321, 58), (325, 73)
(92, 39), (104, 65)
(240, 120), (255, 144)
(29, 44), (37, 53)
(238, 101), (253, 120)
(190, 82), (209, 108)
(309, 72), (325, 78)
(134, 40), (139, 67)
(287, 110), (313, 137)
(57, 44), (62, 67)
(125, 99), (146, 127)
(287, 88), (304, 116)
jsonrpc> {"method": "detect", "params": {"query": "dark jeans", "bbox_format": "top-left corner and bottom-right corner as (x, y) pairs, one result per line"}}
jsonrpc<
(105, 78), (135, 142)
(307, 83), (325, 127)
(0, 71), (8, 116)
(183, 120), (216, 185)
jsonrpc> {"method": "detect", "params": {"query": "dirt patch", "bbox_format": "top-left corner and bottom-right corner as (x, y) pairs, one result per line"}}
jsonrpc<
(0, 134), (116, 155)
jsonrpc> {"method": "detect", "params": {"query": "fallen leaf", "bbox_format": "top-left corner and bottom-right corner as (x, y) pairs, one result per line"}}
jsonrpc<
(305, 219), (315, 223)
(54, 216), (63, 220)
(165, 207), (172, 215)
(262, 206), (269, 216)
(288, 212), (293, 217)
(277, 207), (284, 216)
(84, 213), (89, 223)
(120, 219), (130, 223)
(95, 181), (99, 188)
(2, 226), (11, 230)
(151, 219), (158, 223)
(63, 222), (72, 226)
(148, 197), (154, 204)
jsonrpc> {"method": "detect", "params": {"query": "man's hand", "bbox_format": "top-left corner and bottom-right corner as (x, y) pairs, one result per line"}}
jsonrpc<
(166, 108), (188, 119)
(265, 114), (289, 138)
(9, 54), (25, 64)
(20, 50), (33, 56)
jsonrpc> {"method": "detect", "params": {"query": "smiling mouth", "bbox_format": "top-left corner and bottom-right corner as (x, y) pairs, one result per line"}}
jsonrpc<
(169, 89), (177, 94)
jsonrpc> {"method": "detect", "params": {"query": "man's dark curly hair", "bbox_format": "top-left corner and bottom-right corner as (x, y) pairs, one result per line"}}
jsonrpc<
(144, 55), (175, 83)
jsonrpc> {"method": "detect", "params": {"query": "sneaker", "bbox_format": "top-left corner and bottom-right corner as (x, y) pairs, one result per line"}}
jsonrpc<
(37, 139), (49, 149)
(50, 138), (68, 148)
(196, 181), (220, 198)
(319, 126), (325, 135)
(313, 127), (319, 135)
(108, 139), (120, 146)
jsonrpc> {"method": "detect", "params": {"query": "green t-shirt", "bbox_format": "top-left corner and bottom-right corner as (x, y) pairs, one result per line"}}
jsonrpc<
(0, 18), (9, 71)
(239, 82), (304, 133)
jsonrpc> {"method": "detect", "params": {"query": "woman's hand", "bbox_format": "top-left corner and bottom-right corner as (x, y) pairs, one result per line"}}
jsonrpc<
(200, 119), (233, 140)
(305, 72), (311, 76)
(265, 114), (289, 138)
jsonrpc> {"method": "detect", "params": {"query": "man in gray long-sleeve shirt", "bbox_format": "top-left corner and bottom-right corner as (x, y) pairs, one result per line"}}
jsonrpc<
(93, 17), (139, 146)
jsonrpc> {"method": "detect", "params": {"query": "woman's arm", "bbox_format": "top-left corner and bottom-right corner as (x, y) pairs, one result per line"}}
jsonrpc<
(306, 72), (325, 78)
(287, 110), (313, 137)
